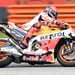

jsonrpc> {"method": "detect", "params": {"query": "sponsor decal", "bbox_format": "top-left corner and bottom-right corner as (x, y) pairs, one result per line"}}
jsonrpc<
(40, 32), (65, 40)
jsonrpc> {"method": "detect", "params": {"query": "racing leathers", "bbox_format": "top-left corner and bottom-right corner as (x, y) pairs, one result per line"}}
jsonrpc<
(22, 12), (69, 48)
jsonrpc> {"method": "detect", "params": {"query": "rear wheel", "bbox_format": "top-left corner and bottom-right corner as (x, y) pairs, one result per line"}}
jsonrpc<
(57, 43), (75, 67)
(0, 51), (12, 68)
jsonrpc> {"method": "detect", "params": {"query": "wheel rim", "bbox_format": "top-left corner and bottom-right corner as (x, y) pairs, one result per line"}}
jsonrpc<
(59, 44), (75, 63)
(0, 52), (8, 61)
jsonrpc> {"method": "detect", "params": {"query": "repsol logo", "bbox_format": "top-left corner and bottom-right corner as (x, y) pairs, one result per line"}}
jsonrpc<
(40, 32), (65, 40)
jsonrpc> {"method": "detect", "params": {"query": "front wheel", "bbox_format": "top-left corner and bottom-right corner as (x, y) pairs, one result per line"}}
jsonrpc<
(0, 52), (12, 68)
(57, 43), (75, 67)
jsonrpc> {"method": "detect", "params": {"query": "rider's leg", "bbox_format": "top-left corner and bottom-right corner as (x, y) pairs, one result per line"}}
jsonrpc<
(22, 27), (38, 48)
(22, 23), (41, 48)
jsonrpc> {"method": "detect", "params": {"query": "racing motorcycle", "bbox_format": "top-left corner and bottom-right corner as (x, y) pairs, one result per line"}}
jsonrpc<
(0, 12), (75, 68)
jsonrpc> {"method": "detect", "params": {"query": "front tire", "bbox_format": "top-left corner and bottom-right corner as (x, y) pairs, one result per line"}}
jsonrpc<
(57, 43), (75, 67)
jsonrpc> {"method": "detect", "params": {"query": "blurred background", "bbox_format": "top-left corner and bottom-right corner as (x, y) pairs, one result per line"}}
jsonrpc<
(0, 0), (75, 6)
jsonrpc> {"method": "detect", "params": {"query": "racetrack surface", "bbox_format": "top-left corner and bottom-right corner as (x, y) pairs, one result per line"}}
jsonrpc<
(0, 63), (75, 75)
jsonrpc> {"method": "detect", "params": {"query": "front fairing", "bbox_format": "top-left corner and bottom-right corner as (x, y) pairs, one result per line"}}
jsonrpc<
(28, 26), (72, 52)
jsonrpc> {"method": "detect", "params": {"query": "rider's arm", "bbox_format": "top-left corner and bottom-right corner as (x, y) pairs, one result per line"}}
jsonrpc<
(52, 20), (69, 29)
(41, 12), (69, 29)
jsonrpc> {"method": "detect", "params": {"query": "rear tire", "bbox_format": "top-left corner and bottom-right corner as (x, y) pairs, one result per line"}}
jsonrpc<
(0, 52), (12, 68)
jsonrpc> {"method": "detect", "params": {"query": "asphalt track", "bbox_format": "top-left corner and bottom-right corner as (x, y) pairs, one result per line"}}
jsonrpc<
(0, 62), (75, 75)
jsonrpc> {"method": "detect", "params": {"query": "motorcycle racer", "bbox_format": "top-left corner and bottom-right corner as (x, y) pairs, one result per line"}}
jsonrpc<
(22, 6), (69, 48)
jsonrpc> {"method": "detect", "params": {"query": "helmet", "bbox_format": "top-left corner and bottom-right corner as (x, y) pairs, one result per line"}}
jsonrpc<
(44, 6), (58, 19)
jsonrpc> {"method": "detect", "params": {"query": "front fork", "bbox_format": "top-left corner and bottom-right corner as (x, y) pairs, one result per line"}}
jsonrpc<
(65, 37), (75, 55)
(63, 38), (73, 56)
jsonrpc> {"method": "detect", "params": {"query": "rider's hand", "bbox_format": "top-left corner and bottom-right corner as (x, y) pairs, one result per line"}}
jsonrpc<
(55, 20), (69, 29)
(61, 22), (69, 29)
